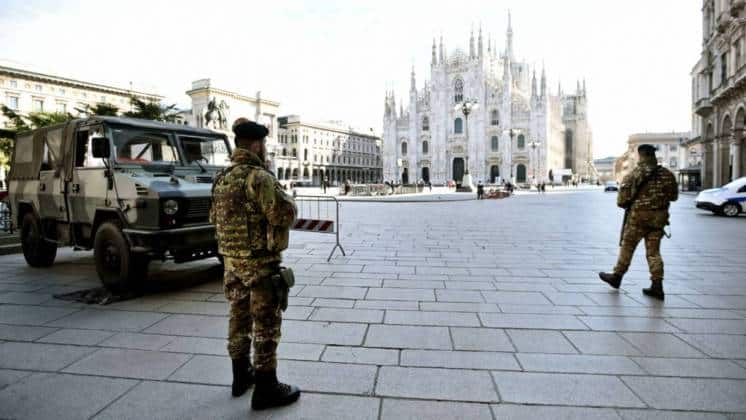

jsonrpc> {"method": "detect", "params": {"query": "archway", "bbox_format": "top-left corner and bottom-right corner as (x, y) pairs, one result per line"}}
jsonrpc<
(704, 124), (714, 188)
(721, 116), (732, 184)
(516, 164), (527, 183)
(452, 158), (465, 183)
(421, 167), (430, 183)
(735, 108), (745, 180)
(490, 165), (500, 183)
(401, 168), (409, 184)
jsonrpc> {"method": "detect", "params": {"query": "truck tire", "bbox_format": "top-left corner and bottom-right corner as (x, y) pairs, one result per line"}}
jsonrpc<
(94, 221), (149, 293)
(20, 212), (57, 267)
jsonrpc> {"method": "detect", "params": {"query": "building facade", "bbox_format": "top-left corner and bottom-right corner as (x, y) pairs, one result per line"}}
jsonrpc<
(383, 14), (593, 186)
(614, 132), (693, 183)
(275, 115), (382, 185)
(691, 0), (746, 188)
(593, 156), (617, 183)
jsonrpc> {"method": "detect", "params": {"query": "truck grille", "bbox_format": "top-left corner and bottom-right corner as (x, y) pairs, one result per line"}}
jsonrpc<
(184, 198), (211, 220)
(194, 176), (214, 184)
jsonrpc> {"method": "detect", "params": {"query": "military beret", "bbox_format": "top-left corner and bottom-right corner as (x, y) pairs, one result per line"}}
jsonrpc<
(638, 144), (657, 154)
(233, 120), (269, 141)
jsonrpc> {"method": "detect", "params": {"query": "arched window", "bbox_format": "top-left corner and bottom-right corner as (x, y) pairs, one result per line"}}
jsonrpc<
(422, 116), (430, 131)
(304, 149), (308, 161)
(516, 164), (527, 183)
(422, 141), (429, 154)
(277, 167), (284, 180)
(454, 78), (464, 103)
(292, 148), (297, 157)
(292, 168), (299, 179)
(517, 134), (525, 149)
(282, 148), (287, 156)
(401, 141), (408, 156)
(491, 110), (499, 126)
(454, 118), (463, 134)
(491, 136), (499, 151)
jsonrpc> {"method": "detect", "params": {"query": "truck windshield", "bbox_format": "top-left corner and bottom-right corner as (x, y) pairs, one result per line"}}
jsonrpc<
(110, 127), (180, 165)
(179, 135), (231, 166)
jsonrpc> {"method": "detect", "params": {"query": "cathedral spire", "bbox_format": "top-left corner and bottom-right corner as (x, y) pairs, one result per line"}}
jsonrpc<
(541, 64), (547, 98)
(410, 65), (416, 92)
(531, 68), (537, 99)
(582, 78), (587, 96)
(432, 38), (437, 66)
(469, 26), (475, 59)
(576, 80), (581, 96)
(505, 10), (514, 61)
(439, 35), (444, 63)
(558, 81), (562, 96)
(478, 25), (483, 58)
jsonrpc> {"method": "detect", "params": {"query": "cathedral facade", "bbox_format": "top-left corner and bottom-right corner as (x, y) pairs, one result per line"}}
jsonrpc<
(383, 15), (593, 186)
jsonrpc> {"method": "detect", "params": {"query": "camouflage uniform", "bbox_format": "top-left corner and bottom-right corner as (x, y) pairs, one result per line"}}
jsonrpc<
(210, 147), (296, 371)
(613, 155), (678, 281)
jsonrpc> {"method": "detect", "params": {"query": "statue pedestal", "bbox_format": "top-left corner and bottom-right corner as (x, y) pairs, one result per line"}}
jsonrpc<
(457, 173), (474, 192)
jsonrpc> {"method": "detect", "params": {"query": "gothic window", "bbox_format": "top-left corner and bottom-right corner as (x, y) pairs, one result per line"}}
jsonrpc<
(422, 141), (429, 154)
(422, 116), (429, 131)
(401, 141), (408, 156)
(491, 110), (499, 126)
(454, 118), (463, 134)
(517, 134), (525, 149)
(454, 78), (464, 103)
(292, 148), (297, 157)
(282, 148), (287, 156)
(304, 149), (308, 161)
(491, 136), (499, 151)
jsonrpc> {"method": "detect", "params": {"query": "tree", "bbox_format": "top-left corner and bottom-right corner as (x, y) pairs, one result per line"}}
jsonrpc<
(76, 102), (119, 117)
(123, 97), (178, 122)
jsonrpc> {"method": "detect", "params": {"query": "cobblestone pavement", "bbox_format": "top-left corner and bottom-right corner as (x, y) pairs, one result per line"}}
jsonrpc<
(1, 191), (745, 419)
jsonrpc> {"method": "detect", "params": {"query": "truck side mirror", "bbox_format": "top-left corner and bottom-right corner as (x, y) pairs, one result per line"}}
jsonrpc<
(91, 137), (111, 159)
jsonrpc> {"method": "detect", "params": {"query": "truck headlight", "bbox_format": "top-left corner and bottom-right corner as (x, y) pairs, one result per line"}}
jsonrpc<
(163, 199), (179, 215)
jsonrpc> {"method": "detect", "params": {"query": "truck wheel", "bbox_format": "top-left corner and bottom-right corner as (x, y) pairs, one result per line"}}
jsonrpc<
(20, 212), (57, 267)
(722, 202), (741, 217)
(94, 221), (149, 293)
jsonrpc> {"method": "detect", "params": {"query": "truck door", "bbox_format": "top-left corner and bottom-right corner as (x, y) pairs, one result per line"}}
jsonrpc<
(68, 125), (109, 236)
(38, 127), (68, 224)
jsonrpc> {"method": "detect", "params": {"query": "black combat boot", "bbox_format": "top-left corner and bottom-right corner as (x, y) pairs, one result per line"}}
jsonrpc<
(598, 272), (622, 289)
(231, 357), (255, 397)
(251, 369), (301, 410)
(642, 280), (665, 301)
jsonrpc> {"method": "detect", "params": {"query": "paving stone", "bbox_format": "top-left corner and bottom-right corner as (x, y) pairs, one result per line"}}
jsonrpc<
(367, 287), (435, 301)
(498, 304), (584, 315)
(419, 302), (500, 312)
(0, 373), (136, 420)
(277, 342), (326, 361)
(0, 324), (57, 341)
(298, 285), (368, 300)
(480, 313), (587, 330)
(543, 292), (599, 306)
(0, 304), (77, 326)
(633, 357), (746, 378)
(622, 376), (746, 412)
(677, 334), (746, 358)
(168, 355), (230, 385)
(385, 279), (445, 289)
(0, 369), (31, 388)
(99, 332), (177, 350)
(666, 318), (746, 334)
(400, 349), (519, 370)
(310, 307), (384, 323)
(363, 264), (415, 275)
(377, 366), (498, 402)
(283, 320), (367, 345)
(564, 331), (642, 356)
(382, 398), (493, 420)
(159, 301), (229, 316)
(365, 325), (452, 350)
(48, 309), (167, 332)
(451, 327), (515, 352)
(507, 330), (578, 354)
(311, 298), (355, 308)
(322, 346), (399, 365)
(355, 300), (420, 310)
(620, 333), (706, 357)
(517, 353), (644, 374)
(63, 348), (191, 380)
(482, 291), (552, 305)
(580, 316), (679, 333)
(144, 314), (226, 338)
(279, 360), (377, 395)
(159, 336), (225, 355)
(282, 305), (314, 320)
(491, 404), (623, 420)
(435, 289), (485, 302)
(385, 310), (480, 327)
(0, 341), (94, 371)
(0, 292), (52, 304)
(36, 328), (114, 345)
(616, 409), (728, 419)
(492, 371), (645, 407)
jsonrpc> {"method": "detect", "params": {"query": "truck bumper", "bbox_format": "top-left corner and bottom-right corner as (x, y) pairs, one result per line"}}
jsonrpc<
(123, 225), (219, 263)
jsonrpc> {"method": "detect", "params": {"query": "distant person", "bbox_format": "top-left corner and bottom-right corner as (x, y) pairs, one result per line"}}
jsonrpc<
(599, 144), (678, 301)
(321, 178), (327, 194)
(427, 181), (432, 192)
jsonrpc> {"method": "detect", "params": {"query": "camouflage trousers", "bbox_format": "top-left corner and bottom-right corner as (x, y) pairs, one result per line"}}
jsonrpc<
(613, 223), (665, 281)
(223, 256), (282, 371)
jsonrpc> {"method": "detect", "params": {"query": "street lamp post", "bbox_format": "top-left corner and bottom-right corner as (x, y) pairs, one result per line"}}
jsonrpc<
(528, 139), (541, 185)
(454, 98), (479, 191)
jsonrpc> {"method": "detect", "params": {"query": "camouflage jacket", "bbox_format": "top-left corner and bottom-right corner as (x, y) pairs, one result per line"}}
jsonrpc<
(618, 156), (678, 213)
(210, 148), (297, 259)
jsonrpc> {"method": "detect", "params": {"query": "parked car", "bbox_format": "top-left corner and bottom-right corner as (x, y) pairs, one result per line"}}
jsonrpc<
(604, 181), (619, 192)
(6, 117), (231, 291)
(695, 177), (746, 217)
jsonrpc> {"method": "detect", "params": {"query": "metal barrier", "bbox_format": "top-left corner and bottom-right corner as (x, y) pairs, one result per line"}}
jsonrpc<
(293, 195), (345, 261)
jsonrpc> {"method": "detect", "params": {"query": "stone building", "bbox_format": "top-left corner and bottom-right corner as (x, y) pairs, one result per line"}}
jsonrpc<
(382, 14), (593, 186)
(593, 156), (617, 183)
(614, 132), (692, 183)
(691, 0), (746, 188)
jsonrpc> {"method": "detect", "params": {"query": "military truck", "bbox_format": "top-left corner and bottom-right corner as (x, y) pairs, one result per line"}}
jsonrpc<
(6, 117), (231, 292)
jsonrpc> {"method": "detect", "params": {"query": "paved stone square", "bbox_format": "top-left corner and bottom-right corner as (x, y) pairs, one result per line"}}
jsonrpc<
(1, 191), (745, 419)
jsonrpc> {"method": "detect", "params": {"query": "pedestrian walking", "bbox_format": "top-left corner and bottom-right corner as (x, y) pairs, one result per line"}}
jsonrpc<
(210, 119), (301, 410)
(599, 144), (678, 301)
(477, 181), (484, 199)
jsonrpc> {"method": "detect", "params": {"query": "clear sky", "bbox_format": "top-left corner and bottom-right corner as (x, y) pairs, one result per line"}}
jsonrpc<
(0, 0), (700, 158)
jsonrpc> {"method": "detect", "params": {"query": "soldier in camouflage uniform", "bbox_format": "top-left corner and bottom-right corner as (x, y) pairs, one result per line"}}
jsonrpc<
(599, 144), (678, 300)
(210, 120), (301, 410)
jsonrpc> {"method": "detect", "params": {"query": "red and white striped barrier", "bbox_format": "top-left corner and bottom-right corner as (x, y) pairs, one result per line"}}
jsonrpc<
(292, 218), (334, 233)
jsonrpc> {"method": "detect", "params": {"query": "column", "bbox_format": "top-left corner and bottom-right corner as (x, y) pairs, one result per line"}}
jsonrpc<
(733, 137), (742, 179)
(713, 140), (720, 186)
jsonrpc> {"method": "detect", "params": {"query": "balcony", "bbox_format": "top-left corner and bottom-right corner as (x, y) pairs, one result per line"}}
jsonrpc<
(694, 97), (714, 117)
(731, 0), (745, 16)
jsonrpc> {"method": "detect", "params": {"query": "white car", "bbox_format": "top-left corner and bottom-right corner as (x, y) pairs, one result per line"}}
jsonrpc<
(695, 177), (746, 217)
